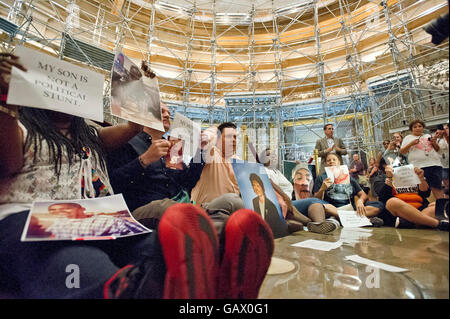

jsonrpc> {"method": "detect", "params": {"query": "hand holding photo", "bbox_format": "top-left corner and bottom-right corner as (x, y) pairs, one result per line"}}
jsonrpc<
(325, 165), (350, 185)
(166, 138), (184, 170)
(110, 52), (164, 131)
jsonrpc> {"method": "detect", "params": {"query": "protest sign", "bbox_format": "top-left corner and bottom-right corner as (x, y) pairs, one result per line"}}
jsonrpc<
(7, 46), (104, 122)
(110, 52), (163, 131)
(393, 164), (421, 191)
(169, 112), (201, 158)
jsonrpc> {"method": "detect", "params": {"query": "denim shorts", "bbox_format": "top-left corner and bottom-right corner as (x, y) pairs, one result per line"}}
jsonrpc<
(292, 198), (328, 215)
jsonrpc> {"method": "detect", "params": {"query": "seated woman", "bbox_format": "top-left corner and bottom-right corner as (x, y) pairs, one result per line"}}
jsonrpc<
(312, 153), (384, 226)
(290, 164), (340, 234)
(372, 158), (449, 230)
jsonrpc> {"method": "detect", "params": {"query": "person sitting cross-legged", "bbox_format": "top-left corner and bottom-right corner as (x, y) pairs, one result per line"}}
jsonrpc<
(372, 158), (449, 231)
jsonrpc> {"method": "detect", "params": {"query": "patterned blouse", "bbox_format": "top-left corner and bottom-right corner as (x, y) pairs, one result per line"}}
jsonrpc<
(0, 123), (113, 207)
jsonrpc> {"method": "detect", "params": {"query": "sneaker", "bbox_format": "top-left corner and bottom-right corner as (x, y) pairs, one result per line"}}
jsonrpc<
(394, 217), (416, 229)
(437, 219), (449, 231)
(103, 260), (163, 299)
(369, 217), (384, 227)
(307, 220), (338, 234)
(103, 203), (219, 299)
(158, 203), (219, 299)
(217, 209), (274, 299)
(435, 199), (449, 219)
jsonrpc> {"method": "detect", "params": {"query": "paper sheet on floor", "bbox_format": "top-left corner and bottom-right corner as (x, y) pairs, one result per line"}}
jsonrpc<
(344, 254), (408, 272)
(291, 239), (342, 251)
(339, 228), (372, 244)
(337, 210), (372, 228)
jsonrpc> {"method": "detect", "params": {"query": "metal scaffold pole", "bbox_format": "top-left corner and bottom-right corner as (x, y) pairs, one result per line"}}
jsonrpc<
(314, 0), (328, 126)
(272, 0), (286, 168)
(209, 0), (217, 125)
(182, 2), (196, 114)
(248, 3), (256, 140)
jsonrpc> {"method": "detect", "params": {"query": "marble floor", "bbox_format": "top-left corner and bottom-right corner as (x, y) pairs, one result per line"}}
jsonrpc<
(259, 227), (449, 299)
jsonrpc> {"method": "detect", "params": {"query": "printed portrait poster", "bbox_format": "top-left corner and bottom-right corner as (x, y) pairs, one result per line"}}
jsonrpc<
(325, 165), (350, 185)
(7, 46), (104, 122)
(21, 194), (151, 242)
(232, 162), (289, 238)
(110, 52), (164, 131)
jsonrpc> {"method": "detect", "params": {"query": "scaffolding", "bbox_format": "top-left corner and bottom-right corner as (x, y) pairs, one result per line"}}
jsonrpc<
(0, 0), (448, 167)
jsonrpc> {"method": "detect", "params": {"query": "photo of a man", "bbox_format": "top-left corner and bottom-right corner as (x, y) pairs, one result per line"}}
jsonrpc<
(22, 195), (150, 241)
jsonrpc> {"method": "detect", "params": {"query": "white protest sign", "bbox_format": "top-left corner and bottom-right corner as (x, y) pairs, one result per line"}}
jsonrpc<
(169, 112), (201, 158)
(337, 210), (372, 228)
(393, 164), (421, 189)
(7, 46), (104, 122)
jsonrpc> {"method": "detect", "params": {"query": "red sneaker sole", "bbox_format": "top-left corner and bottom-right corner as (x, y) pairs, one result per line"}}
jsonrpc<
(159, 203), (219, 299)
(218, 209), (274, 299)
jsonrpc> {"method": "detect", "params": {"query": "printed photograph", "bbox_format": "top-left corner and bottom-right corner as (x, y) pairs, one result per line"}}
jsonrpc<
(232, 162), (289, 238)
(110, 52), (164, 131)
(21, 194), (151, 241)
(325, 165), (350, 185)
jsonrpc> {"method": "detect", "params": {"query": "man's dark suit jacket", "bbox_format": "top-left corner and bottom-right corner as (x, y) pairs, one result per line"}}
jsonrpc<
(252, 196), (288, 238)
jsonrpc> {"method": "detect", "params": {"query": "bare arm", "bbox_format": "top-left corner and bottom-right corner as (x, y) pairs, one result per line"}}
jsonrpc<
(400, 138), (419, 155)
(414, 167), (429, 192)
(430, 133), (440, 152)
(0, 107), (23, 178)
(98, 121), (142, 152)
(0, 53), (27, 178)
(314, 177), (332, 199)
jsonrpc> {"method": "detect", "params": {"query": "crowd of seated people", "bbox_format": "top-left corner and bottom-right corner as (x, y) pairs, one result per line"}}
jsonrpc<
(0, 51), (449, 300)
(0, 54), (273, 299)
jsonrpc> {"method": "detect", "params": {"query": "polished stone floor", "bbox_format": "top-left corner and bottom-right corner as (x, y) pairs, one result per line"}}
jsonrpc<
(259, 227), (449, 299)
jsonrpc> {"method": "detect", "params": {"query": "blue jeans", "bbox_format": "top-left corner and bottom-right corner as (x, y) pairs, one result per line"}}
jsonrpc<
(0, 211), (165, 298)
(292, 198), (328, 217)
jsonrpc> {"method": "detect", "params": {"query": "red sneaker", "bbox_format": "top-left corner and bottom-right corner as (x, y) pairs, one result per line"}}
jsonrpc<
(217, 209), (274, 299)
(158, 203), (219, 299)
